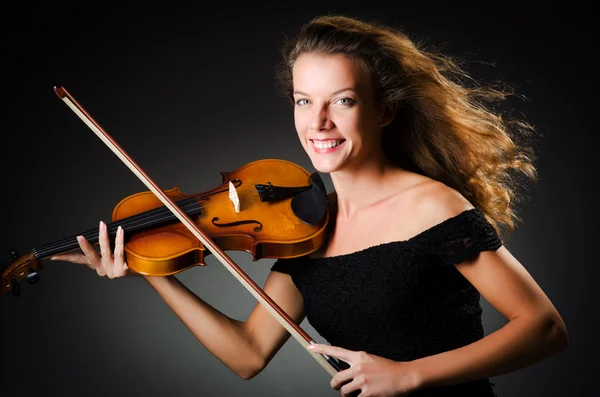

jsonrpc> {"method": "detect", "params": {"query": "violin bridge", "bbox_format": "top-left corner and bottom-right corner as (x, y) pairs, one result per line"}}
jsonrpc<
(229, 181), (240, 212)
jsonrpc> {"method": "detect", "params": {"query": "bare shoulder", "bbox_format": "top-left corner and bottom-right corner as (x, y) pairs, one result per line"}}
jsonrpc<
(392, 174), (475, 233)
(415, 179), (475, 220)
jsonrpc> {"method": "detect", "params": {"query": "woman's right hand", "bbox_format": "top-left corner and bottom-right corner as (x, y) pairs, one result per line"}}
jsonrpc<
(50, 221), (132, 278)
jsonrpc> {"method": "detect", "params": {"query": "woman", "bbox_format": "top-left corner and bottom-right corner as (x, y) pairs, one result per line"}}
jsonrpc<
(51, 15), (569, 396)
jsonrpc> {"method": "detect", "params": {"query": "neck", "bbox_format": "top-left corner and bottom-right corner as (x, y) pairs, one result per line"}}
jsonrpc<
(330, 152), (402, 220)
(31, 196), (202, 259)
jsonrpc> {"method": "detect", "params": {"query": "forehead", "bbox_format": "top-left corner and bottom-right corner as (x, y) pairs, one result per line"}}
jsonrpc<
(292, 52), (370, 95)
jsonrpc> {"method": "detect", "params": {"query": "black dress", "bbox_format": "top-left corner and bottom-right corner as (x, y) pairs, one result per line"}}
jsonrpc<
(271, 208), (502, 396)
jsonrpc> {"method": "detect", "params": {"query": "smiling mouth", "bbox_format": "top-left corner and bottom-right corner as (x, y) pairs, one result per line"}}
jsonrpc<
(310, 139), (346, 150)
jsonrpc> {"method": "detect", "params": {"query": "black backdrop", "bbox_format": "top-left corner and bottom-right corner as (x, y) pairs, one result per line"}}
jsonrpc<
(1, 3), (596, 397)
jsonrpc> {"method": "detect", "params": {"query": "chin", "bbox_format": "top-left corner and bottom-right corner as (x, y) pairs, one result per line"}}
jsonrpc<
(309, 157), (343, 174)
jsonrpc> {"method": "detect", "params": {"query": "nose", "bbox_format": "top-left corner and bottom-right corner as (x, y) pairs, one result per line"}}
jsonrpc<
(310, 104), (334, 131)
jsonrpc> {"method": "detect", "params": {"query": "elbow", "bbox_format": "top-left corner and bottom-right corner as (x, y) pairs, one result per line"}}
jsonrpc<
(238, 367), (261, 381)
(542, 310), (570, 353)
(552, 319), (569, 352)
(236, 357), (267, 380)
(239, 370), (260, 381)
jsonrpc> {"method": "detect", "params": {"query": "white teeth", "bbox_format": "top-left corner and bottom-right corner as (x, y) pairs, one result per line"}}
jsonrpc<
(312, 140), (342, 149)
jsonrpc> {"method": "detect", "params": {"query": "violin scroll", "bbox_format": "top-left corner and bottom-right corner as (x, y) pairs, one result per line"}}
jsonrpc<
(1, 250), (43, 297)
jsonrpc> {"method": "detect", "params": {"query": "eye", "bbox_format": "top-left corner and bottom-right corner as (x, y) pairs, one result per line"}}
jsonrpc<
(336, 97), (355, 106)
(295, 98), (309, 106)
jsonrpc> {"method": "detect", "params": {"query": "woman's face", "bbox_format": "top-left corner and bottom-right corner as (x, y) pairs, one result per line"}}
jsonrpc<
(292, 52), (387, 174)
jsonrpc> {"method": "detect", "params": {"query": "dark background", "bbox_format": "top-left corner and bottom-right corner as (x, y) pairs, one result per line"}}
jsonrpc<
(1, 2), (596, 396)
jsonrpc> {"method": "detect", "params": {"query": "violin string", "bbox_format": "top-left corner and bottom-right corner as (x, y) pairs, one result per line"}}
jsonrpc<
(34, 201), (201, 257)
(35, 198), (218, 257)
(36, 189), (261, 257)
(34, 189), (262, 258)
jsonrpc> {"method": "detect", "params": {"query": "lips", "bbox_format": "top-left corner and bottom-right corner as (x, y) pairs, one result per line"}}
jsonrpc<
(310, 139), (346, 153)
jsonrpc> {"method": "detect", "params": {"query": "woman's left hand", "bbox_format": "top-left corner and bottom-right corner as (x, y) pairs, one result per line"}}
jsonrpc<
(308, 344), (420, 397)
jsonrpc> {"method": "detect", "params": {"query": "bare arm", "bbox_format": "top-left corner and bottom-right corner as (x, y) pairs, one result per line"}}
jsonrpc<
(143, 271), (304, 379)
(411, 186), (569, 390)
(51, 221), (305, 380)
(413, 246), (569, 389)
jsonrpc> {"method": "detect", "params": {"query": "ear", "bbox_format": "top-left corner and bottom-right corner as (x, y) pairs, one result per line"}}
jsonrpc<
(380, 102), (397, 127)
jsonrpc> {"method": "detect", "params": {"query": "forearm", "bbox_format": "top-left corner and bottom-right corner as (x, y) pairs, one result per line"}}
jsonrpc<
(143, 275), (262, 379)
(412, 314), (569, 390)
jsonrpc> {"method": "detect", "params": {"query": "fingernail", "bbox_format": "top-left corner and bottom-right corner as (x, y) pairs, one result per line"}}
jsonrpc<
(99, 220), (105, 228)
(307, 345), (315, 350)
(118, 225), (122, 233)
(50, 256), (56, 260)
(77, 235), (83, 242)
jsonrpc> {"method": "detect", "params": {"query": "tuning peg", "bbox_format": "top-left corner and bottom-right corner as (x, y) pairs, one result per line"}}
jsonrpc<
(10, 249), (19, 260)
(12, 279), (20, 297)
(26, 267), (40, 285)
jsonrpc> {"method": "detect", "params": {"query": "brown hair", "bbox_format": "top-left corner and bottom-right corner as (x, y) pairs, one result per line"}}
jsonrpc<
(276, 15), (540, 241)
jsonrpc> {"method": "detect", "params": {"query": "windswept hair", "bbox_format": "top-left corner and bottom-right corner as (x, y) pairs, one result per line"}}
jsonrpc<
(276, 15), (540, 241)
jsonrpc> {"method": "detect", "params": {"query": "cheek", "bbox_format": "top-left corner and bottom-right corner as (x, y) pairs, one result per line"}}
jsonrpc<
(341, 113), (366, 139)
(355, 109), (380, 139)
(294, 112), (308, 138)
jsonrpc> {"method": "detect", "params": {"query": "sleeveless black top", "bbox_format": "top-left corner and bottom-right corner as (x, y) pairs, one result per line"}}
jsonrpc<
(271, 208), (502, 396)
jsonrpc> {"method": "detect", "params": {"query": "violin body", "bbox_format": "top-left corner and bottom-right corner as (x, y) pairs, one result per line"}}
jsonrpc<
(2, 159), (329, 293)
(115, 159), (329, 276)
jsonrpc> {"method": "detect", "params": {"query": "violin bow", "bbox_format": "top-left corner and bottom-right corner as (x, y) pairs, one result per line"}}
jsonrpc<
(53, 86), (342, 377)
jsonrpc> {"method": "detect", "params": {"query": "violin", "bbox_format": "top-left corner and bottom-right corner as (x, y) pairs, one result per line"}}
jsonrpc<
(2, 158), (329, 291)
(1, 86), (347, 377)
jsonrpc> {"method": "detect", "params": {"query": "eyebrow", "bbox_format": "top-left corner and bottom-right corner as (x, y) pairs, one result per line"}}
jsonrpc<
(292, 87), (357, 96)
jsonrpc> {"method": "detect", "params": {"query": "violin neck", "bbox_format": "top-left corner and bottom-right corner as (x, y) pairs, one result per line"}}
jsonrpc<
(31, 197), (202, 259)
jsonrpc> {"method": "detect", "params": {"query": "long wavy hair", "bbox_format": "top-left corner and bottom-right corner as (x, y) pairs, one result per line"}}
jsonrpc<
(275, 15), (540, 241)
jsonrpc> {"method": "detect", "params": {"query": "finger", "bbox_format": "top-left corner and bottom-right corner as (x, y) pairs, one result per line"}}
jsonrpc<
(340, 377), (362, 397)
(98, 221), (113, 265)
(114, 226), (128, 276)
(99, 221), (119, 278)
(331, 367), (357, 390)
(77, 235), (102, 267)
(308, 344), (354, 362)
(50, 253), (93, 266)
